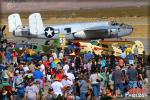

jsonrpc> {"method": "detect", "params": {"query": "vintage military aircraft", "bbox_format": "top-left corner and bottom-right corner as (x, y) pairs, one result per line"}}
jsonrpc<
(8, 13), (133, 40)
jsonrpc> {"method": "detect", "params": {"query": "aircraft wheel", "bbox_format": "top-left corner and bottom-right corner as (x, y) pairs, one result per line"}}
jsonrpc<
(45, 40), (50, 45)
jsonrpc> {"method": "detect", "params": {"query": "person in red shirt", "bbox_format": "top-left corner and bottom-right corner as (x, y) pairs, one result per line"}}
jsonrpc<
(12, 49), (18, 64)
(56, 70), (63, 82)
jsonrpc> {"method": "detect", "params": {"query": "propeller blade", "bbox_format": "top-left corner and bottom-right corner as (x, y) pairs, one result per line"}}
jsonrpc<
(1, 25), (6, 32)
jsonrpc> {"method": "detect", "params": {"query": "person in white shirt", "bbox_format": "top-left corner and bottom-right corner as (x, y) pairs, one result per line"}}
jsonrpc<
(52, 51), (58, 59)
(61, 75), (71, 96)
(59, 50), (64, 60)
(51, 75), (64, 96)
(65, 70), (75, 86)
(39, 61), (46, 76)
(23, 62), (29, 73)
(65, 70), (75, 94)
(39, 61), (46, 90)
(89, 68), (101, 100)
(63, 62), (70, 74)
(87, 60), (92, 75)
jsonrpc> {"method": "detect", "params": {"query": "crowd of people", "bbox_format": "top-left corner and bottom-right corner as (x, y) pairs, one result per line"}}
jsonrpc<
(0, 42), (150, 100)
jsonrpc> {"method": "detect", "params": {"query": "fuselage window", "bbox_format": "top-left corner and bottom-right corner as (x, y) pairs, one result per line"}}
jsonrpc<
(64, 28), (71, 33)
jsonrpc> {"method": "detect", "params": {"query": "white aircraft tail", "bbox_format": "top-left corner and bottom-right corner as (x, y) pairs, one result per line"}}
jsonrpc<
(29, 13), (44, 35)
(8, 13), (22, 32)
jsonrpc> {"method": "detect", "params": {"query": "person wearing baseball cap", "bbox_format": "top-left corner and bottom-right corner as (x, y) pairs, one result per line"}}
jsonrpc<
(46, 87), (54, 100)
(24, 76), (39, 100)
(61, 74), (71, 97)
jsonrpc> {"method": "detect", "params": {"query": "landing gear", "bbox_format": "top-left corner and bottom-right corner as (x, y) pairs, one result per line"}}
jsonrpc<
(45, 40), (50, 45)
(44, 40), (54, 45)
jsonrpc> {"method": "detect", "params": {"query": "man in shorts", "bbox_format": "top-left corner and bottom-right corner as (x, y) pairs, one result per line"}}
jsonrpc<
(126, 65), (138, 95)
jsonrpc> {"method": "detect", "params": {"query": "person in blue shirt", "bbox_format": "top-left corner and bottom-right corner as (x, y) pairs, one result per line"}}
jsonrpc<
(6, 50), (11, 64)
(120, 50), (126, 59)
(33, 65), (43, 89)
(22, 53), (27, 62)
(0, 62), (5, 71)
(84, 51), (94, 63)
(33, 52), (42, 62)
(128, 52), (134, 65)
(0, 62), (5, 83)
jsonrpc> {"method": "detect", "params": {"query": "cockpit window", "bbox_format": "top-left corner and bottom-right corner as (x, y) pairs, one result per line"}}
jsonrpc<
(110, 21), (118, 26)
(16, 25), (22, 29)
(64, 28), (71, 33)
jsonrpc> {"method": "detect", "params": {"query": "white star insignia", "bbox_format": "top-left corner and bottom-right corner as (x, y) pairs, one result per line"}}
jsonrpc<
(46, 28), (53, 36)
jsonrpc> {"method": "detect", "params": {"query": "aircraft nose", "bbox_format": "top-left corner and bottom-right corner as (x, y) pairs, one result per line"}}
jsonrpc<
(118, 25), (133, 37)
(126, 25), (133, 35)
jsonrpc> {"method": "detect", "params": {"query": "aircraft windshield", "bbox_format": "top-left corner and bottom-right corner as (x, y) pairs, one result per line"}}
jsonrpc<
(110, 21), (129, 28)
(16, 25), (28, 30)
(110, 21), (118, 26)
(16, 25), (22, 29)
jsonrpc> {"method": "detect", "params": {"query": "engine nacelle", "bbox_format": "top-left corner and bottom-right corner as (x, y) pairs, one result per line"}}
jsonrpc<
(73, 31), (86, 39)
(13, 26), (31, 37)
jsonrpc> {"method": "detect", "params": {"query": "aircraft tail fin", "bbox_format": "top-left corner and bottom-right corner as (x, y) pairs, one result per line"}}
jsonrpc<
(8, 13), (22, 32)
(29, 13), (44, 35)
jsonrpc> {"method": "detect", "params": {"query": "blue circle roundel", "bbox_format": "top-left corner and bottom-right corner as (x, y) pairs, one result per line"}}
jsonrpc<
(44, 27), (55, 38)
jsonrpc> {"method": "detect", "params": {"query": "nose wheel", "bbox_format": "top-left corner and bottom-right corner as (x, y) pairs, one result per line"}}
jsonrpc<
(45, 40), (50, 45)
(44, 40), (54, 45)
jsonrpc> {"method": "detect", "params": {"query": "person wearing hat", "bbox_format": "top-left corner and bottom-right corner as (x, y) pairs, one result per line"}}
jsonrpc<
(61, 75), (71, 97)
(46, 88), (54, 100)
(24, 76), (39, 100)
(12, 69), (25, 100)
(50, 75), (65, 96)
